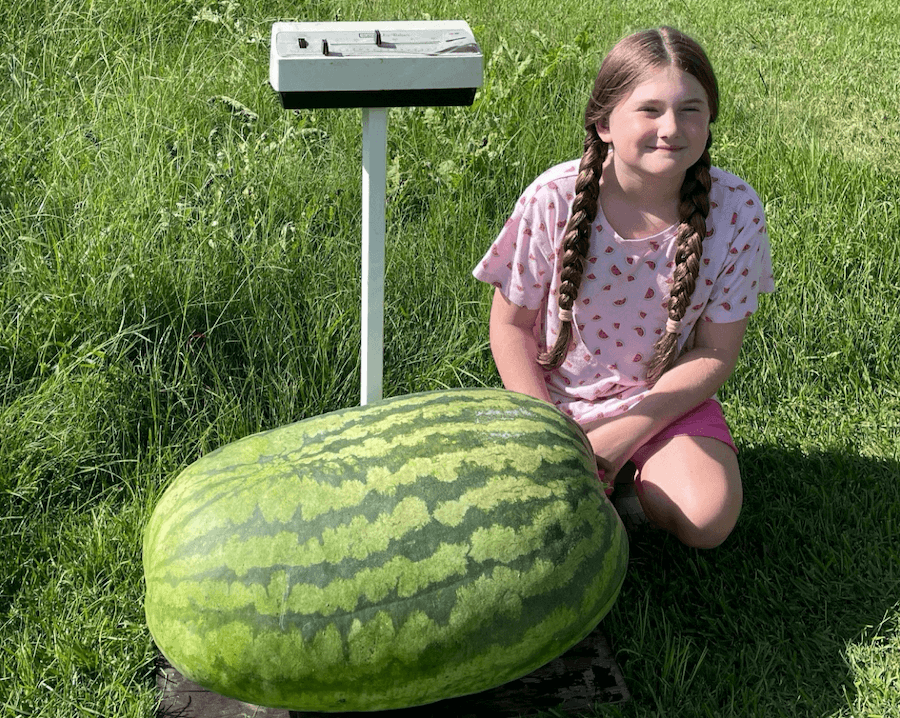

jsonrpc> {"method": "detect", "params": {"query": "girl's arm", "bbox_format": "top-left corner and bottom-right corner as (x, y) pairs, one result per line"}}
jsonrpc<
(489, 288), (553, 404)
(638, 316), (748, 429)
(583, 317), (749, 475)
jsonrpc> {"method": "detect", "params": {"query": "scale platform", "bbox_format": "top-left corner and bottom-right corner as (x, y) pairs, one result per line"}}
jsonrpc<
(270, 21), (483, 109)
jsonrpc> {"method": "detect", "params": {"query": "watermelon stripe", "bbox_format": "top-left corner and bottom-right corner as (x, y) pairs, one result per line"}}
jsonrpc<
(148, 520), (622, 710)
(147, 428), (595, 566)
(148, 491), (610, 633)
(263, 391), (590, 461)
(154, 494), (430, 578)
(149, 494), (598, 620)
(151, 470), (570, 581)
(431, 473), (568, 528)
(148, 502), (596, 616)
(149, 456), (587, 576)
(157, 409), (586, 493)
(237, 390), (545, 458)
(202, 392), (587, 472)
(301, 416), (590, 470)
(267, 415), (588, 482)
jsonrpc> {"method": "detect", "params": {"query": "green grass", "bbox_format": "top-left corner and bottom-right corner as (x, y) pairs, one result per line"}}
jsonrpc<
(1, 0), (898, 715)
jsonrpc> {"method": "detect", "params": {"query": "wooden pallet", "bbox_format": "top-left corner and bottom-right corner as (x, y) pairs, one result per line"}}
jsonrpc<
(156, 624), (629, 717)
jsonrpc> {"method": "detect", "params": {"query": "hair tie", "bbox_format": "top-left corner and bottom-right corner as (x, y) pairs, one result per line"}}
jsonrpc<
(559, 308), (574, 323)
(665, 318), (683, 335)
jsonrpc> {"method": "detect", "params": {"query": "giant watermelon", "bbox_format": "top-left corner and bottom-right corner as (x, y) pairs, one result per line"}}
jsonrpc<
(143, 388), (627, 711)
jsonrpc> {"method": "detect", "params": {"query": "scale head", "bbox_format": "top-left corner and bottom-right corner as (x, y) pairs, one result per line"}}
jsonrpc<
(269, 20), (483, 109)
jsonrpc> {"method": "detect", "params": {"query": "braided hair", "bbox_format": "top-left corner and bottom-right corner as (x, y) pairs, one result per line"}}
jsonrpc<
(538, 27), (719, 384)
(645, 136), (714, 382)
(537, 126), (607, 368)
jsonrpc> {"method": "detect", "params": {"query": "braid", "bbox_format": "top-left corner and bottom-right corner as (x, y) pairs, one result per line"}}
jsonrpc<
(646, 136), (713, 383)
(538, 127), (607, 369)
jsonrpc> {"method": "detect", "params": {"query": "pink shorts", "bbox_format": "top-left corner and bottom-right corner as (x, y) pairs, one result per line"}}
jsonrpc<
(629, 398), (738, 470)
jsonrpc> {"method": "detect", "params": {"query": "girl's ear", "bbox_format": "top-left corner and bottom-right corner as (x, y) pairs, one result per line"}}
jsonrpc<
(595, 120), (612, 145)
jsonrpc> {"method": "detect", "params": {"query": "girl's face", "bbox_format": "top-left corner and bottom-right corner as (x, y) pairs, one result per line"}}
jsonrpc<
(597, 65), (711, 187)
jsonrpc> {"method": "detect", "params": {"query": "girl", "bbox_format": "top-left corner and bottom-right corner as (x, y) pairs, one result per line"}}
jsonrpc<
(473, 27), (774, 549)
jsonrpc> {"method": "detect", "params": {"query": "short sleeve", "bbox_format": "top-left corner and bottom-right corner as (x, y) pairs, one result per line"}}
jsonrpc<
(701, 184), (775, 323)
(472, 185), (557, 310)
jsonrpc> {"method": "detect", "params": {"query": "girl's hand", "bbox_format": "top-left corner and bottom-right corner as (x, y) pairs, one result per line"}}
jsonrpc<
(594, 454), (616, 496)
(585, 414), (649, 493)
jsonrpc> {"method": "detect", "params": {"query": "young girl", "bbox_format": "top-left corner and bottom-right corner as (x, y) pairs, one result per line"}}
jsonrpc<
(473, 27), (775, 549)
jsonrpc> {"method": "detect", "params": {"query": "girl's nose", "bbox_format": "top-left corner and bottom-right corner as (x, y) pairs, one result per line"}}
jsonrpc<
(658, 110), (679, 137)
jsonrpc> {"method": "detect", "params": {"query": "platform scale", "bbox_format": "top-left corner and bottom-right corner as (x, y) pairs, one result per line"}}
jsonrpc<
(154, 21), (629, 717)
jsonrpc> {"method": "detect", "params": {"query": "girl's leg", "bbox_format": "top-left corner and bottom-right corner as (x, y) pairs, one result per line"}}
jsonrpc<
(635, 435), (742, 549)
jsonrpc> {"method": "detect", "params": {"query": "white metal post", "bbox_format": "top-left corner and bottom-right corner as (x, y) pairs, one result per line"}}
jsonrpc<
(360, 107), (388, 405)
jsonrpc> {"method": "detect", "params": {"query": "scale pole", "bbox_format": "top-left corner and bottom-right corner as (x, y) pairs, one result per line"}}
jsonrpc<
(360, 107), (388, 405)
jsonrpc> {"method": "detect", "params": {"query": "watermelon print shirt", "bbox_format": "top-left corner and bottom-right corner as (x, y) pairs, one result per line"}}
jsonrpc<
(473, 160), (776, 426)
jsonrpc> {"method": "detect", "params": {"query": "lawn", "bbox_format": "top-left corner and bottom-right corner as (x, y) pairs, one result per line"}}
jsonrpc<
(1, 0), (898, 716)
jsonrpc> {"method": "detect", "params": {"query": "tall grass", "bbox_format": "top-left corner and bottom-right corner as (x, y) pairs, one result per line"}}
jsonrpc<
(1, 0), (898, 715)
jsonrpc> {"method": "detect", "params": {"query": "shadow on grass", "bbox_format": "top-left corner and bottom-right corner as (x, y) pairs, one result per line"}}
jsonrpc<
(604, 443), (900, 718)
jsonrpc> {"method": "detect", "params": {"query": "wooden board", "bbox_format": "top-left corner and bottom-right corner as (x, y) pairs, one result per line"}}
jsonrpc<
(155, 624), (629, 717)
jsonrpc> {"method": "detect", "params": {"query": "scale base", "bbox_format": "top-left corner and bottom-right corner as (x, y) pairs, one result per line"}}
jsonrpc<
(155, 624), (629, 717)
(277, 87), (477, 109)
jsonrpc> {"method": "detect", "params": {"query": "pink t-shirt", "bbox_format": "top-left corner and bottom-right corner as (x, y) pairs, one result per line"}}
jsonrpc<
(473, 159), (776, 425)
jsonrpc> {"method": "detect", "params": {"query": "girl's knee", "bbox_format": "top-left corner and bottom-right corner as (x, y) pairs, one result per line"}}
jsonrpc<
(676, 507), (740, 549)
(677, 475), (742, 548)
(636, 436), (742, 548)
(639, 477), (741, 548)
